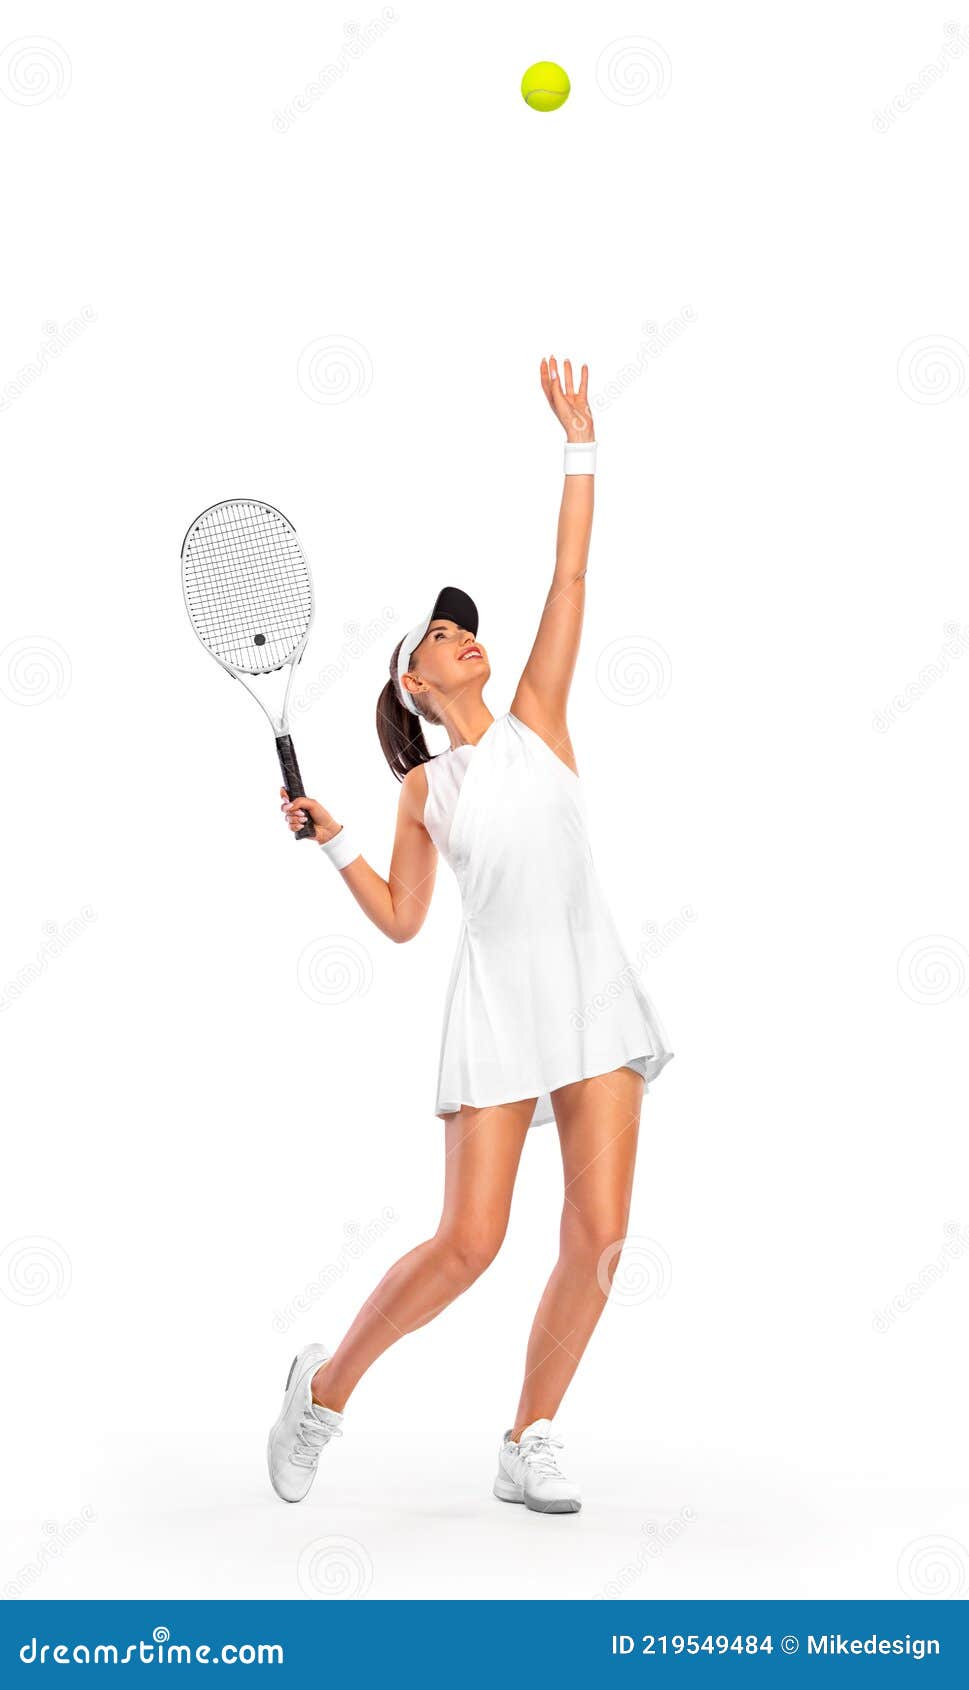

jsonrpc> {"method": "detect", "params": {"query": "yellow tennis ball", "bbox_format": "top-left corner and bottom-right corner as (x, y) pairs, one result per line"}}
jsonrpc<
(521, 61), (570, 112)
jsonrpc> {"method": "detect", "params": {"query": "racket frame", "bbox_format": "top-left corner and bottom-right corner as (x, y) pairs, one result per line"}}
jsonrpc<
(180, 498), (317, 840)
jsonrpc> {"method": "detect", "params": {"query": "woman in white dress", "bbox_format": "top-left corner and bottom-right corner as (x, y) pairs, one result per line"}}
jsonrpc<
(268, 357), (672, 1514)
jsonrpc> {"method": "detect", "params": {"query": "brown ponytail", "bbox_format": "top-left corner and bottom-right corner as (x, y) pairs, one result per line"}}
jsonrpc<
(376, 638), (434, 781)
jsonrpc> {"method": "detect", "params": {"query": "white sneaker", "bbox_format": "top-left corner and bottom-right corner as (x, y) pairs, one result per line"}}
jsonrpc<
(267, 1343), (343, 1503)
(493, 1418), (582, 1514)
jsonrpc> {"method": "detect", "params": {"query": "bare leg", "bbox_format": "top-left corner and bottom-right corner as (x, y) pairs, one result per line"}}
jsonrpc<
(511, 1066), (644, 1438)
(312, 1097), (536, 1411)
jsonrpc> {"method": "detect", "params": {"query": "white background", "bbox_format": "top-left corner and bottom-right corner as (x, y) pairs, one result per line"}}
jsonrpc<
(2, 0), (967, 1603)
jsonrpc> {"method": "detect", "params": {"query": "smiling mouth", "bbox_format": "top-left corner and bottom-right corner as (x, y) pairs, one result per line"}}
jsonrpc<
(459, 646), (483, 661)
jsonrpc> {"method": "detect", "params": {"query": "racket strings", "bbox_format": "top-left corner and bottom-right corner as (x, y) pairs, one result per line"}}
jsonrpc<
(183, 502), (312, 673)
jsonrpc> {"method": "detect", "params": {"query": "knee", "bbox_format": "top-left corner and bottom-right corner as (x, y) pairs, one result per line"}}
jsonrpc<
(434, 1223), (505, 1287)
(560, 1208), (630, 1276)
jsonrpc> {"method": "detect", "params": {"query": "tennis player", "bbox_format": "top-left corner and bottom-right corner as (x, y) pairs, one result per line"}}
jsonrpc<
(268, 358), (673, 1513)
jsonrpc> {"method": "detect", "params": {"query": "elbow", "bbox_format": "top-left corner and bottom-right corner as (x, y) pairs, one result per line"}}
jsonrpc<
(387, 923), (419, 945)
(552, 563), (587, 589)
(384, 900), (428, 944)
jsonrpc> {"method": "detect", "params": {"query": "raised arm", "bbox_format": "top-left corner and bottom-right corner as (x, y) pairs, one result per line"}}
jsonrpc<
(281, 765), (437, 943)
(510, 356), (595, 772)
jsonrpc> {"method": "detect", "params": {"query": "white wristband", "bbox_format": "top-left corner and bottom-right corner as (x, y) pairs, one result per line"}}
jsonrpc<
(319, 827), (361, 871)
(564, 440), (597, 475)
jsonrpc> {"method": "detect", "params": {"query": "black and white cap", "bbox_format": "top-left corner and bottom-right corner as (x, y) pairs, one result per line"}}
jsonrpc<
(396, 586), (479, 716)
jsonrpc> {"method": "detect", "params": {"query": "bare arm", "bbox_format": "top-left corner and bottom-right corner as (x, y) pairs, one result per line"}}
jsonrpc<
(510, 356), (595, 773)
(281, 766), (436, 943)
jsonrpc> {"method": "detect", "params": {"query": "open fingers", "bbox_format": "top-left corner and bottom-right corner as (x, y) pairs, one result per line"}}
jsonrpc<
(542, 353), (590, 417)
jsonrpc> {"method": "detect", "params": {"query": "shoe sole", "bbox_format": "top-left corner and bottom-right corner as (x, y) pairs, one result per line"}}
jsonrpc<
(267, 1344), (330, 1504)
(525, 1495), (582, 1514)
(493, 1475), (581, 1513)
(493, 1475), (524, 1505)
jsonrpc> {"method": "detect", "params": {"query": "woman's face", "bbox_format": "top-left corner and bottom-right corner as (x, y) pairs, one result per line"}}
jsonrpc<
(407, 619), (490, 712)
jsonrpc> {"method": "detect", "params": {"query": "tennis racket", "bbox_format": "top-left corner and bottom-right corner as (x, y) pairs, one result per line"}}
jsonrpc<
(181, 498), (316, 841)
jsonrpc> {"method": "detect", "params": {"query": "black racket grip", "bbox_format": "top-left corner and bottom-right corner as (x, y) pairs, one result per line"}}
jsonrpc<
(276, 735), (316, 842)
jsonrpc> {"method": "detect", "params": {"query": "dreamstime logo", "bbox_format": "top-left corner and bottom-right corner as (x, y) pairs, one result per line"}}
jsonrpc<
(17, 1628), (282, 1666)
(292, 608), (398, 714)
(873, 621), (969, 731)
(272, 1208), (399, 1333)
(0, 309), (98, 413)
(873, 21), (969, 130)
(597, 1235), (672, 1305)
(897, 935), (969, 1005)
(0, 37), (71, 105)
(572, 908), (696, 1034)
(597, 636), (672, 705)
(297, 935), (373, 1004)
(0, 908), (97, 1012)
(639, 909), (696, 963)
(897, 336), (969, 404)
(3, 1508), (97, 1597)
(872, 1221), (969, 1333)
(0, 635), (71, 705)
(0, 1236), (72, 1306)
(596, 37), (672, 105)
(273, 10), (398, 133)
(297, 335), (373, 405)
(897, 1535), (969, 1598)
(591, 308), (697, 413)
(297, 1535), (374, 1598)
(595, 1508), (696, 1597)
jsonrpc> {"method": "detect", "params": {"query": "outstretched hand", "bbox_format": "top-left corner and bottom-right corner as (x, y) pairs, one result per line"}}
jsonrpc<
(540, 356), (594, 442)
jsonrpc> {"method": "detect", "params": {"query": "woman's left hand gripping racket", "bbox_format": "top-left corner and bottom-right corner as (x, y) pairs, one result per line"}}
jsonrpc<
(181, 499), (317, 840)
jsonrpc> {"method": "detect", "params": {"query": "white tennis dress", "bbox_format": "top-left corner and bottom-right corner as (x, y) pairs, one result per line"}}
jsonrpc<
(423, 713), (673, 1127)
